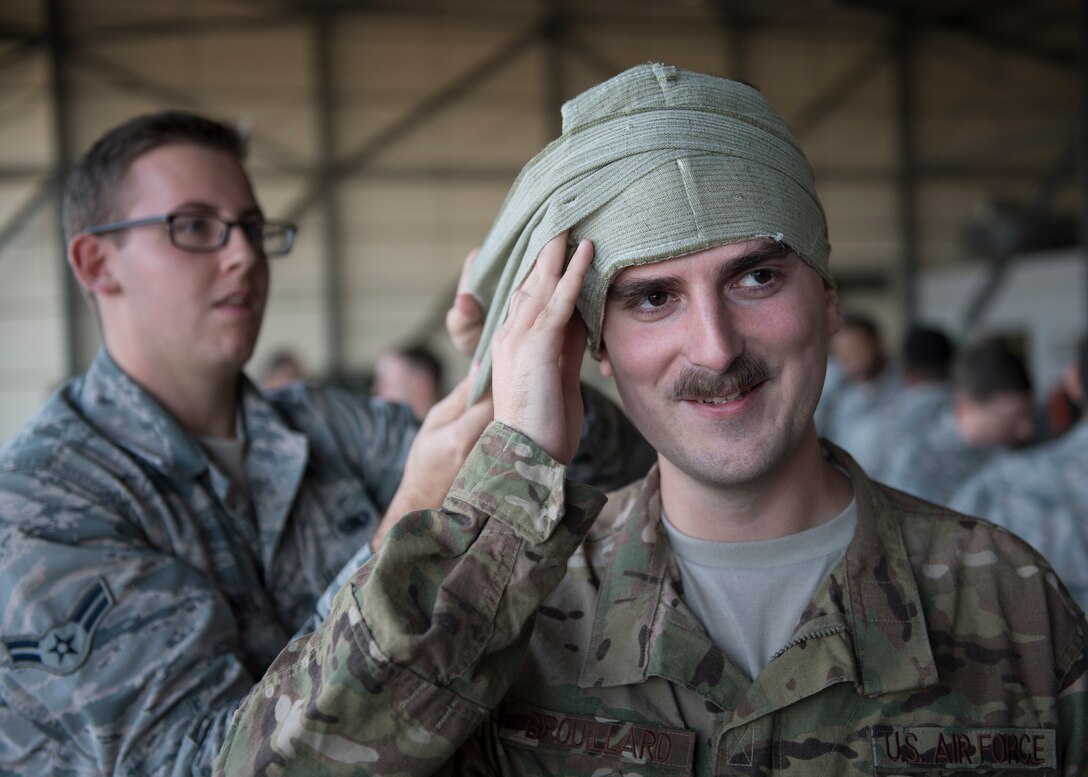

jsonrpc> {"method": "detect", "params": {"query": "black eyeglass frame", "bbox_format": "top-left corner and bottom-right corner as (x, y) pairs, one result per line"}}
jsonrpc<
(82, 212), (297, 257)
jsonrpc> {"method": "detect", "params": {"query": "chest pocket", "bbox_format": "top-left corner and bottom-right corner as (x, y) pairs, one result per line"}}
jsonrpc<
(870, 726), (1057, 776)
(494, 701), (696, 776)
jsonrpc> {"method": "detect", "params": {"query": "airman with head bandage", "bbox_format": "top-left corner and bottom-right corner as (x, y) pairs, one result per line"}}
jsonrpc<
(217, 65), (1088, 777)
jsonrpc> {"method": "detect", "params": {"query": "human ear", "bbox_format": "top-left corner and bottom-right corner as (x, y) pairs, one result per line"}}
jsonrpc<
(598, 340), (614, 378)
(824, 286), (843, 336)
(68, 233), (120, 296)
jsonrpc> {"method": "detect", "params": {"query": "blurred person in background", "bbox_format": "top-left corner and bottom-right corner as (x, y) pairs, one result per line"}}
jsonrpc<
(951, 336), (1088, 611)
(260, 347), (307, 391)
(819, 313), (900, 456)
(881, 338), (1034, 504)
(372, 343), (444, 421)
(835, 325), (954, 477)
(218, 64), (1086, 776)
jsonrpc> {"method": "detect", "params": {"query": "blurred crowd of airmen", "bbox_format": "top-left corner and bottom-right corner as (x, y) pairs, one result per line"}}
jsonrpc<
(819, 317), (1088, 610)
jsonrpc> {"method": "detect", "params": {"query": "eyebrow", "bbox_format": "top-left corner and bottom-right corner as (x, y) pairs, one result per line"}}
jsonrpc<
(607, 242), (795, 301)
(607, 275), (682, 303)
(173, 201), (264, 219)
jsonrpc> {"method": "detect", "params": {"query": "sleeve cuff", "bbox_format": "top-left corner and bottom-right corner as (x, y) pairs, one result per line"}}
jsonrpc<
(444, 420), (608, 545)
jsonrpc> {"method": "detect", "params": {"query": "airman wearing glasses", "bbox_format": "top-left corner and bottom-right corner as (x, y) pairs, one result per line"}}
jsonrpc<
(0, 111), (499, 773)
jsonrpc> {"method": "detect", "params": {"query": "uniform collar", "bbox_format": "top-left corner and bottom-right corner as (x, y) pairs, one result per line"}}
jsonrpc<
(73, 348), (308, 564)
(74, 348), (209, 479)
(578, 444), (937, 705)
(827, 441), (937, 696)
(579, 467), (675, 689)
(237, 379), (309, 567)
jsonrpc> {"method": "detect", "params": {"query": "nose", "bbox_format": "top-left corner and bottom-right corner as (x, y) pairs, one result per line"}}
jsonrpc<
(684, 294), (743, 373)
(222, 222), (263, 274)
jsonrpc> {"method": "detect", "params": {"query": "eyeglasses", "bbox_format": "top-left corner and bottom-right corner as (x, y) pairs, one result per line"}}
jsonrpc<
(83, 212), (297, 257)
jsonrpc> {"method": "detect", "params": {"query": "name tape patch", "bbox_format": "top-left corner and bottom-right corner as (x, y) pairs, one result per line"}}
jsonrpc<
(871, 726), (1056, 771)
(498, 701), (696, 771)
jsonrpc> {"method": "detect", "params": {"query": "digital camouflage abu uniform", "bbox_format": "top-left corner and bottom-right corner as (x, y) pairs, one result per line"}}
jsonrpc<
(950, 420), (1088, 614)
(0, 350), (649, 775)
(820, 370), (901, 470)
(217, 422), (1088, 777)
(0, 348), (418, 775)
(844, 382), (952, 480)
(879, 409), (992, 506)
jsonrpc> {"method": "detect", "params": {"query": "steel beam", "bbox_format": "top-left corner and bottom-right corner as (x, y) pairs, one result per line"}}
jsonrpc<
(0, 177), (58, 256)
(0, 36), (44, 75)
(561, 30), (621, 79)
(313, 10), (345, 377)
(543, 3), (565, 141)
(712, 2), (748, 81)
(791, 40), (889, 139)
(285, 21), (544, 224)
(72, 7), (878, 42)
(959, 140), (1075, 335)
(73, 51), (308, 170)
(1079, 0), (1088, 324)
(46, 0), (81, 376)
(894, 18), (920, 328)
(841, 0), (1074, 70)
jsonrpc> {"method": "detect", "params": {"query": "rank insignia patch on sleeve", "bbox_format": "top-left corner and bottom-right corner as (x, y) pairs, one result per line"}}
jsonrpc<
(2, 579), (114, 675)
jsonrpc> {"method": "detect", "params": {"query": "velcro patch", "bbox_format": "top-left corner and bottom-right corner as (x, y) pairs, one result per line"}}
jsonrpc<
(498, 701), (696, 771)
(2, 579), (113, 675)
(871, 725), (1056, 771)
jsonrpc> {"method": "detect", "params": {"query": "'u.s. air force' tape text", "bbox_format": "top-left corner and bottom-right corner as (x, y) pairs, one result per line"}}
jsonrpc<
(871, 726), (1056, 771)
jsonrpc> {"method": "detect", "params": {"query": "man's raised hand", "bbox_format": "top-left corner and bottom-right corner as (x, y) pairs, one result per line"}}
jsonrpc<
(492, 233), (594, 464)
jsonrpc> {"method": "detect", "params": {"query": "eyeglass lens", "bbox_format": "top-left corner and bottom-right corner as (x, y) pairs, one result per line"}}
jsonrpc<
(169, 215), (292, 255)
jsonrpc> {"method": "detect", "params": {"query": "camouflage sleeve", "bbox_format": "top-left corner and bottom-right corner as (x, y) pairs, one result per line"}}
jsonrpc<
(0, 465), (254, 775)
(1056, 614), (1088, 773)
(215, 421), (608, 775)
(567, 382), (655, 492)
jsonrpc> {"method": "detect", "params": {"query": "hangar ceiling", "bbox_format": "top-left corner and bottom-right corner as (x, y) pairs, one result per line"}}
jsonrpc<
(0, 0), (1082, 437)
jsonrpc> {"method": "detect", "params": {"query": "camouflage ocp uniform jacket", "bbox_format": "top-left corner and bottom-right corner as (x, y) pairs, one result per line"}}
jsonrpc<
(0, 349), (417, 775)
(217, 422), (1088, 777)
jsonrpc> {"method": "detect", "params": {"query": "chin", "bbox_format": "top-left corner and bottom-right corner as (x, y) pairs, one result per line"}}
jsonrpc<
(218, 343), (258, 373)
(680, 432), (807, 488)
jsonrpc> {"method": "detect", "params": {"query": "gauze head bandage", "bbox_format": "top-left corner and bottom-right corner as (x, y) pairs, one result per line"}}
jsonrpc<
(465, 63), (832, 403)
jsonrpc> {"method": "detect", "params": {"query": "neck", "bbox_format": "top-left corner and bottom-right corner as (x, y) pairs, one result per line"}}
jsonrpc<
(106, 346), (242, 438)
(658, 426), (852, 542)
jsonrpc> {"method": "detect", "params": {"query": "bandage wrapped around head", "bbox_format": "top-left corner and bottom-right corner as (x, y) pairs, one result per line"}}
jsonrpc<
(465, 63), (832, 403)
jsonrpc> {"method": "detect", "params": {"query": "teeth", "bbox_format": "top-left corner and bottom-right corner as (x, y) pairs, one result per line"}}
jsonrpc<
(698, 392), (742, 404)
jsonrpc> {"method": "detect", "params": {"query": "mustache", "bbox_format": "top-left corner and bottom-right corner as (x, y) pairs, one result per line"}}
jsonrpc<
(668, 354), (771, 400)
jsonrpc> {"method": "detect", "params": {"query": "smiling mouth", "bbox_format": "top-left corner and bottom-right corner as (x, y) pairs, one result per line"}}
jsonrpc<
(691, 382), (762, 405)
(669, 356), (772, 406)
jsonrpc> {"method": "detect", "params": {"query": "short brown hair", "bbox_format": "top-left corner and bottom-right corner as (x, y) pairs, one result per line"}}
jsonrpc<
(953, 339), (1032, 401)
(62, 110), (246, 242)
